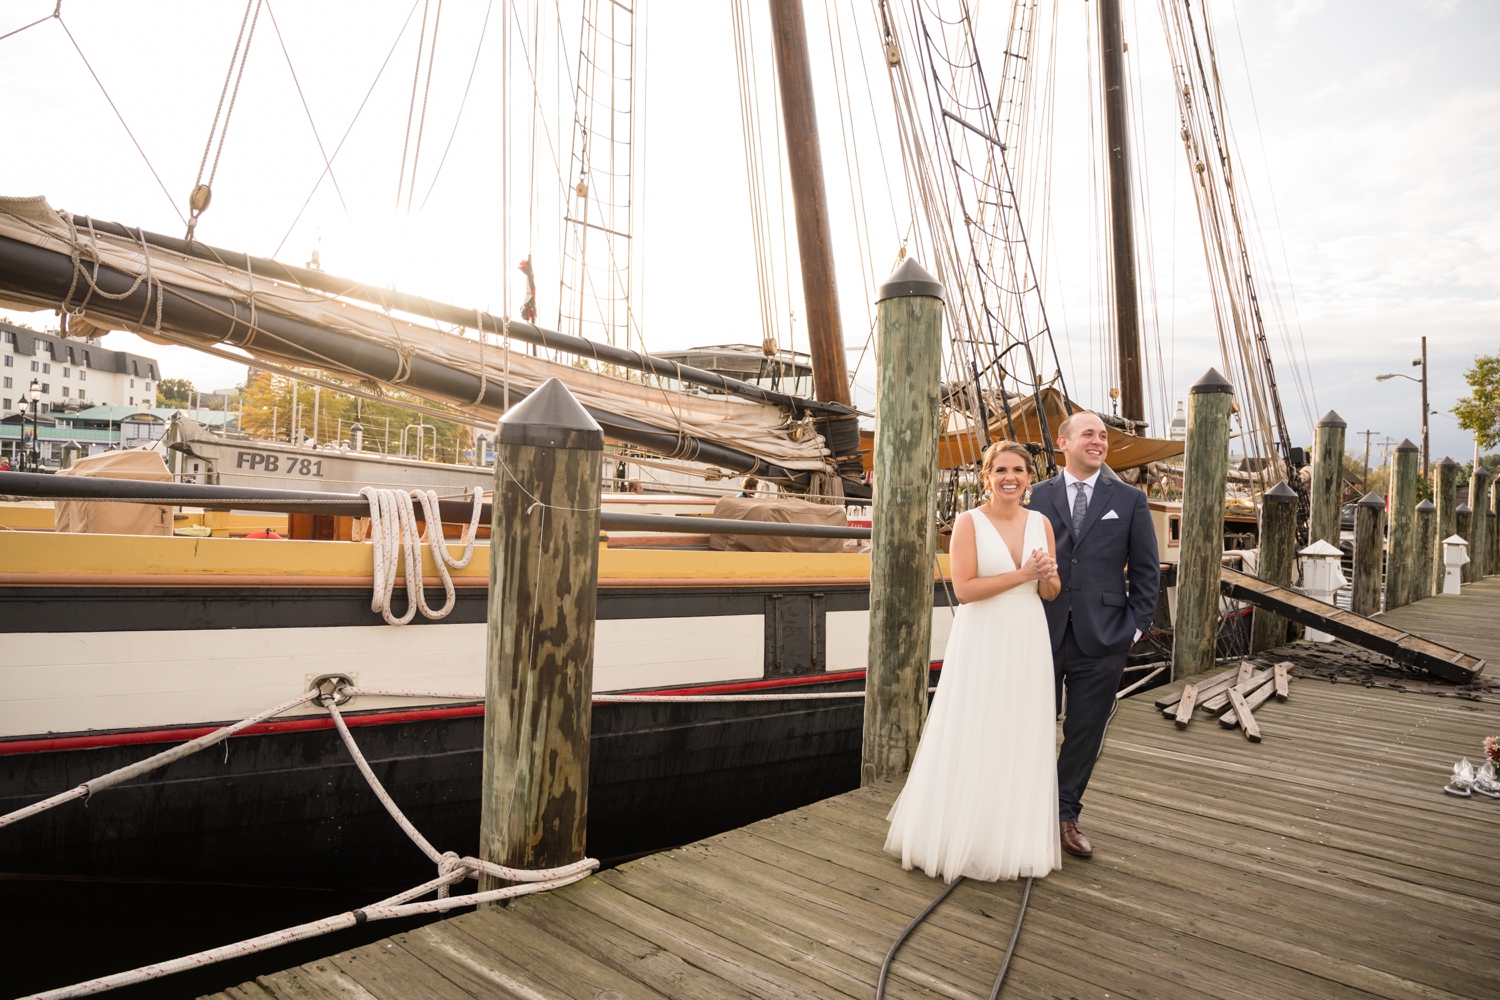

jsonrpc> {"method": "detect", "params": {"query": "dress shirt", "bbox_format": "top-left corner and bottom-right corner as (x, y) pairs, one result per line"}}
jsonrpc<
(1061, 468), (1100, 512)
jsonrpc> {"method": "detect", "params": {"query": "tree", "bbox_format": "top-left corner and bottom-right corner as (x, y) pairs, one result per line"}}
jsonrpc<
(238, 370), (471, 460)
(1453, 353), (1500, 450)
(157, 378), (195, 409)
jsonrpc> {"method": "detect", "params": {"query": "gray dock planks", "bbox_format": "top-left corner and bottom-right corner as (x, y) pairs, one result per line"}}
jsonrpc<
(204, 670), (1500, 1000)
(1379, 576), (1500, 669)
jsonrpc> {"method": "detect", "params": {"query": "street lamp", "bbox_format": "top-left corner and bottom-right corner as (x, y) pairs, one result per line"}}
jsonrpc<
(1375, 336), (1429, 478)
(25, 377), (41, 472)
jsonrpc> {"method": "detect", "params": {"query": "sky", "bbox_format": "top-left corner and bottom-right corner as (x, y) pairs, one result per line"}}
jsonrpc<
(0, 0), (1495, 464)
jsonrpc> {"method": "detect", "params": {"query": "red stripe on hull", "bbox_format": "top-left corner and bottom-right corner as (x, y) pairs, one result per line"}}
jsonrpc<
(0, 664), (943, 757)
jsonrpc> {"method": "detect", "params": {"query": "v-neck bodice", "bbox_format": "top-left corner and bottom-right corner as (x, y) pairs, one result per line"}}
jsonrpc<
(968, 508), (1045, 597)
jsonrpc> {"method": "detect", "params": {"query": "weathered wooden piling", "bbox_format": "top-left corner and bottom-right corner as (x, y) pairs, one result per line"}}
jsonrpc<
(1471, 466), (1491, 578)
(1414, 499), (1437, 602)
(1432, 457), (1458, 596)
(1251, 481), (1297, 652)
(1456, 503), (1473, 584)
(1310, 410), (1347, 548)
(480, 377), (604, 887)
(1384, 438), (1420, 609)
(863, 258), (944, 785)
(1173, 368), (1235, 678)
(1350, 491), (1387, 616)
(1490, 475), (1500, 577)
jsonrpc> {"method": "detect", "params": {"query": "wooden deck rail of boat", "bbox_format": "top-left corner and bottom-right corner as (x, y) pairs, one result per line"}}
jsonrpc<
(203, 621), (1500, 998)
(0, 472), (873, 539)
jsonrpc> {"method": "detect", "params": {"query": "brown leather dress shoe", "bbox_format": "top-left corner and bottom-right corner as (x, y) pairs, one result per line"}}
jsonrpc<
(1060, 821), (1093, 858)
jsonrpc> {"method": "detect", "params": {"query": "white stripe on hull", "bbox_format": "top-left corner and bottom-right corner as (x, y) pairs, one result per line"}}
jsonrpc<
(3, 611), (954, 739)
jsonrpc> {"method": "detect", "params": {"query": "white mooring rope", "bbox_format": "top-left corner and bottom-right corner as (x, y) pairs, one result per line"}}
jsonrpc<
(11, 678), (597, 1000)
(0, 690), (320, 831)
(360, 485), (484, 625)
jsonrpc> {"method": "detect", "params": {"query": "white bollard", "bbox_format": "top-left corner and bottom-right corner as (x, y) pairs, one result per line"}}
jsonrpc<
(1299, 539), (1347, 642)
(1442, 534), (1470, 595)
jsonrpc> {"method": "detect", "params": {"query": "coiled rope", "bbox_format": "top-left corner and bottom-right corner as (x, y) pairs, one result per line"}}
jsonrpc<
(360, 485), (484, 624)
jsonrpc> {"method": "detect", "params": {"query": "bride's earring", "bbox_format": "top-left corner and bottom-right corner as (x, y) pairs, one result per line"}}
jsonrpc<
(1023, 486), (1032, 504)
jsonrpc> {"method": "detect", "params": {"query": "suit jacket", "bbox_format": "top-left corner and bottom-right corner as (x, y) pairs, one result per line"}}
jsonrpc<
(1030, 472), (1160, 658)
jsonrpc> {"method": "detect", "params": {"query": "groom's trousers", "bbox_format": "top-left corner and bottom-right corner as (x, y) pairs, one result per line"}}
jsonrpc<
(1054, 620), (1127, 823)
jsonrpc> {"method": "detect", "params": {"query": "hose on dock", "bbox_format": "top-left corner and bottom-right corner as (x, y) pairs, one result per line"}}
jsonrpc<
(873, 874), (1034, 1000)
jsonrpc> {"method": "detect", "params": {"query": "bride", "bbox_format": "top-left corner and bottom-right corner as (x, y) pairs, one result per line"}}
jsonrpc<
(885, 440), (1063, 882)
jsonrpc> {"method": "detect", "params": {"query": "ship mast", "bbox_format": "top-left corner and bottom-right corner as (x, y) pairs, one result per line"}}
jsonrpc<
(1097, 0), (1145, 426)
(767, 0), (850, 407)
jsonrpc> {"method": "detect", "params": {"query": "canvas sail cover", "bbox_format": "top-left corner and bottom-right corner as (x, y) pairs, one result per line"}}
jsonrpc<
(0, 197), (832, 472)
(54, 448), (173, 535)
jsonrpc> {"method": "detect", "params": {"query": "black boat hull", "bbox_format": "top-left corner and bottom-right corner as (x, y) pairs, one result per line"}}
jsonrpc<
(0, 675), (891, 888)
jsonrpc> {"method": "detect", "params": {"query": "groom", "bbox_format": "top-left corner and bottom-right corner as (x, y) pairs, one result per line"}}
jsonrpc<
(1030, 412), (1160, 858)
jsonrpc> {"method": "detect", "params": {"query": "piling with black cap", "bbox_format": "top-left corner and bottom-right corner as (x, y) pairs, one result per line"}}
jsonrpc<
(1470, 466), (1491, 579)
(1173, 368), (1234, 678)
(1432, 457), (1458, 595)
(1384, 438), (1420, 609)
(1414, 499), (1437, 602)
(863, 257), (944, 786)
(1350, 491), (1387, 616)
(1251, 481), (1297, 652)
(479, 377), (604, 889)
(1310, 410), (1347, 548)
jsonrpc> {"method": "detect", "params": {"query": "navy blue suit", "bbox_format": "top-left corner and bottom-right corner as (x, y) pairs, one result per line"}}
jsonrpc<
(1029, 471), (1159, 822)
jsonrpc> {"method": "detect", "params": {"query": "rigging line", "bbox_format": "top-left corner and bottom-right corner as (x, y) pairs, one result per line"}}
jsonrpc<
(56, 16), (187, 228)
(207, 0), (263, 198)
(397, 0), (432, 210)
(0, 2), (58, 43)
(265, 1), (350, 220)
(418, 0), (495, 213)
(828, 1), (880, 332)
(192, 0), (254, 202)
(407, 0), (446, 213)
(1227, 0), (1316, 423)
(273, 0), (422, 256)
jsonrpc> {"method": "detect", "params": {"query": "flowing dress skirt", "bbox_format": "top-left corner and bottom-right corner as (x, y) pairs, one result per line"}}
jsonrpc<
(884, 509), (1061, 882)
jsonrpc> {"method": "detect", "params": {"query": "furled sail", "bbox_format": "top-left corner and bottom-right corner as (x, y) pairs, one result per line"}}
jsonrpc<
(0, 196), (834, 476)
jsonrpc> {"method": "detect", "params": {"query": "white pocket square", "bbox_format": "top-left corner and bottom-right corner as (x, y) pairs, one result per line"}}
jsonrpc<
(1100, 510), (1120, 521)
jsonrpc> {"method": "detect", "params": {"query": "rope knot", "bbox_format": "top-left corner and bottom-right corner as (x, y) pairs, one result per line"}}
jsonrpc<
(437, 851), (465, 899)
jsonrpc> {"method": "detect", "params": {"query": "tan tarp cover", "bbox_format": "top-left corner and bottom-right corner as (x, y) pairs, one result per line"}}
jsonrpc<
(54, 449), (172, 535)
(707, 496), (848, 554)
(0, 197), (830, 472)
(860, 387), (1185, 472)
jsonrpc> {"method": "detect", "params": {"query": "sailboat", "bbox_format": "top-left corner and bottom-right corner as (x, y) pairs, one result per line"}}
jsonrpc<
(0, 0), (1302, 885)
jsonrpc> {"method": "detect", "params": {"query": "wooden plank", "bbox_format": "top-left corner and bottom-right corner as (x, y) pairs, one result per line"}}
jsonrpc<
(1219, 677), (1278, 728)
(1274, 662), (1291, 700)
(410, 914), (667, 1000)
(1237, 660), (1254, 687)
(1200, 667), (1274, 714)
(1219, 567), (1485, 682)
(1174, 684), (1198, 728)
(1225, 687), (1261, 741)
(1156, 664), (1239, 711)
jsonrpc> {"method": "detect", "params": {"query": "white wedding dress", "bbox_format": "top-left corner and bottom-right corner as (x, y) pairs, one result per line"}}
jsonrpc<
(884, 508), (1061, 882)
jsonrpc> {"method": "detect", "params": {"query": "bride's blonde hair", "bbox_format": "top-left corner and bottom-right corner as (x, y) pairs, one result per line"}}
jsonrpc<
(980, 440), (1032, 478)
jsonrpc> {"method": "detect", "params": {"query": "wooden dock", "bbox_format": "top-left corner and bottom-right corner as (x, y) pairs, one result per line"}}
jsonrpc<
(1381, 576), (1500, 667)
(206, 652), (1500, 1000)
